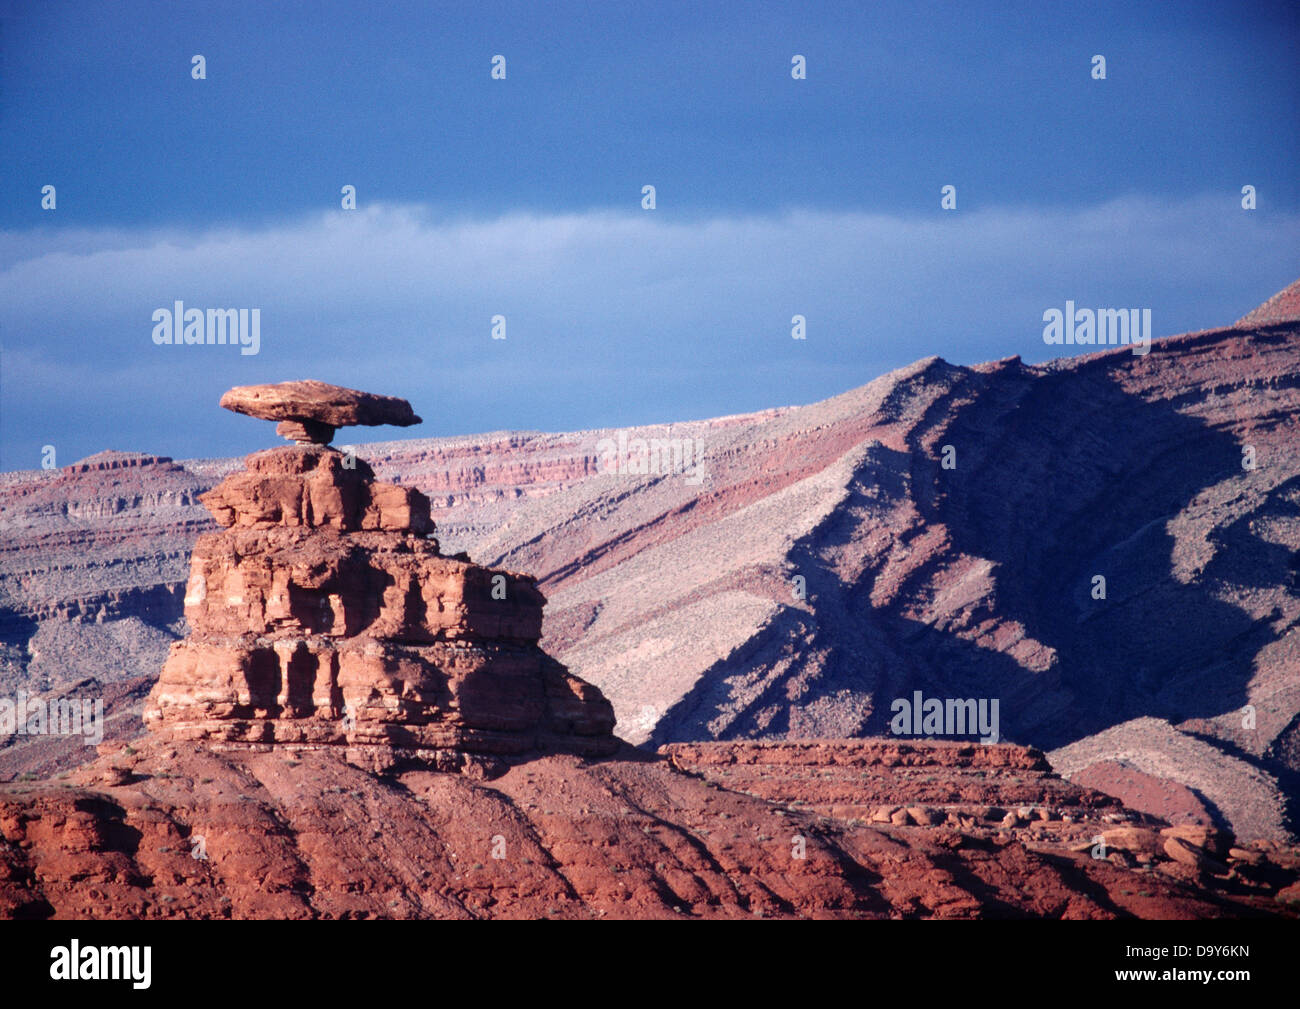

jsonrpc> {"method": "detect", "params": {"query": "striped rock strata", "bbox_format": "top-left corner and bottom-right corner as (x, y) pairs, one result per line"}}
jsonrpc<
(142, 392), (616, 773)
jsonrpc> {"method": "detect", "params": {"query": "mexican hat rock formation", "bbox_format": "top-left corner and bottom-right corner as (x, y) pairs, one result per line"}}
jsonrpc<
(143, 381), (618, 773)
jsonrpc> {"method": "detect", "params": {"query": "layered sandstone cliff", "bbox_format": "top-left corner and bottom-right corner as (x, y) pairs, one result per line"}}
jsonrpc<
(3, 737), (1296, 919)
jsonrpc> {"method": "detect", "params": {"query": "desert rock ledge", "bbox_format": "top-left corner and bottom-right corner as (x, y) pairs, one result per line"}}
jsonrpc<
(219, 379), (423, 444)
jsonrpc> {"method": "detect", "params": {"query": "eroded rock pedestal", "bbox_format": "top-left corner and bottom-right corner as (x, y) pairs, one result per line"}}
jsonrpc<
(143, 441), (617, 773)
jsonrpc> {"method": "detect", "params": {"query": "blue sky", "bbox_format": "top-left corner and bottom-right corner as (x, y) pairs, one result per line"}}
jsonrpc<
(1, 0), (1297, 467)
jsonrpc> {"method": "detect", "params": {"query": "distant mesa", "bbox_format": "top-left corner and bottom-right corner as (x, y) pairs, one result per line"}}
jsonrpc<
(61, 450), (176, 474)
(219, 379), (423, 445)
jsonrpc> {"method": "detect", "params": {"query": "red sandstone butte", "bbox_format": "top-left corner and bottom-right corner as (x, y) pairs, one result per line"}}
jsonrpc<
(143, 389), (616, 773)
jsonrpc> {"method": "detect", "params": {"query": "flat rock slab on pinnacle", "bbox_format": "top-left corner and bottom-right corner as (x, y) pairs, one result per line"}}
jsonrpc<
(220, 380), (423, 430)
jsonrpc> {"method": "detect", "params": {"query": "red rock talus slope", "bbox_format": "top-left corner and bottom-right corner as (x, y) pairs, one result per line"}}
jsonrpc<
(663, 740), (1300, 907)
(2, 285), (1299, 845)
(3, 738), (1296, 919)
